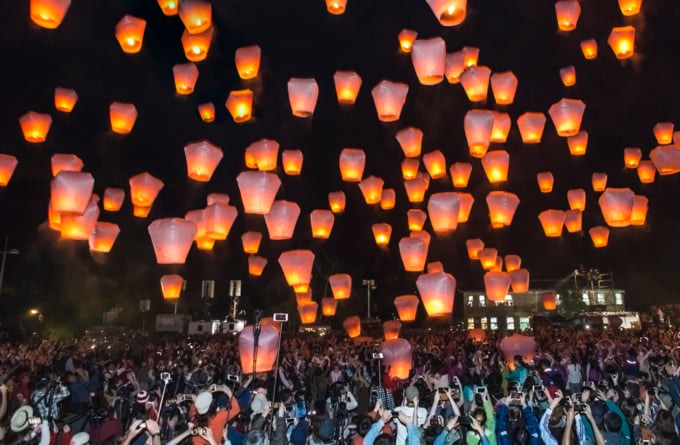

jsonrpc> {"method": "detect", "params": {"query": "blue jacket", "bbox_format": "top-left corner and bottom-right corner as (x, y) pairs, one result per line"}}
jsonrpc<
(496, 404), (540, 445)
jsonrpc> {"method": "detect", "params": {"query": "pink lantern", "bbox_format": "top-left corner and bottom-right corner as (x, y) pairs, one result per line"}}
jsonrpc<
(623, 147), (642, 168)
(598, 188), (635, 227)
(310, 209), (335, 239)
(282, 149), (304, 175)
(631, 195), (648, 226)
(411, 37), (446, 85)
(181, 26), (213, 62)
(481, 150), (510, 183)
(225, 89), (253, 123)
(396, 127), (423, 158)
(329, 273), (352, 300)
(464, 110), (494, 158)
(460, 66), (491, 102)
(478, 248), (498, 270)
(358, 176), (385, 205)
(372, 223), (392, 247)
(109, 102), (137, 134)
(427, 261), (444, 274)
(160, 274), (184, 300)
(245, 139), (279, 172)
(59, 194), (99, 240)
(241, 231), (262, 254)
(30, 0), (71, 29)
(450, 162), (473, 188)
(339, 148), (366, 182)
(371, 80), (409, 122)
(650, 145), (680, 175)
(236, 171), (281, 215)
(538, 209), (566, 237)
(425, 0), (467, 26)
(555, 0), (581, 31)
(427, 192), (461, 233)
(0, 154), (18, 187)
(399, 236), (428, 272)
(394, 294), (419, 321)
(422, 150), (447, 179)
(265, 200), (300, 240)
(298, 302), (319, 325)
(287, 78), (319, 117)
(234, 45), (261, 80)
(469, 328), (486, 343)
(486, 191), (520, 228)
(204, 203), (237, 240)
(179, 0), (212, 34)
(491, 111), (512, 143)
(103, 188), (125, 212)
(19, 111), (52, 143)
(333, 70), (362, 104)
(465, 238), (484, 260)
(328, 191), (346, 213)
(383, 320), (402, 340)
(278, 249), (315, 288)
(490, 71), (518, 105)
(567, 130), (589, 156)
(455, 192), (474, 223)
(559, 65), (576, 87)
(147, 218), (197, 264)
(404, 173), (429, 203)
(509, 269), (530, 293)
(484, 271), (511, 302)
(184, 140), (223, 182)
(589, 226), (610, 248)
(504, 255), (521, 272)
(407, 209), (428, 231)
(129, 172), (164, 209)
(564, 209), (583, 233)
(517, 112), (547, 143)
(445, 51), (465, 84)
(653, 122), (674, 145)
(321, 297), (338, 316)
(381, 189), (396, 210)
(207, 193), (229, 206)
(398, 29), (418, 53)
(343, 316), (362, 338)
(416, 271), (456, 317)
(536, 172), (554, 193)
(548, 98), (586, 137)
(239, 325), (279, 374)
(88, 222), (120, 253)
(500, 334), (536, 362)
(115, 14), (146, 54)
(592, 172), (608, 192)
(567, 188), (586, 211)
(172, 63), (199, 95)
(54, 87), (78, 113)
(50, 171), (94, 215)
(50, 153), (83, 177)
(381, 339), (412, 379)
(248, 255), (268, 276)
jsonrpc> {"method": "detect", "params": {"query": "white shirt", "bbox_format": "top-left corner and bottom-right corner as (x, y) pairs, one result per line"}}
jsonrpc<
(393, 405), (427, 445)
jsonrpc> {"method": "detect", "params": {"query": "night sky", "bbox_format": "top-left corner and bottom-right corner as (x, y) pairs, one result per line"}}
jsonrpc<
(1, 0), (679, 331)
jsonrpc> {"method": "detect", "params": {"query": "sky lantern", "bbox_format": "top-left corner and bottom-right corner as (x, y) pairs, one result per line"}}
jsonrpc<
(504, 255), (521, 272)
(179, 0), (212, 34)
(404, 173), (429, 203)
(580, 39), (598, 59)
(427, 261), (444, 274)
(464, 110), (494, 158)
(326, 0), (347, 14)
(148, 218), (197, 264)
(637, 160), (656, 183)
(296, 287), (313, 304)
(564, 209), (582, 232)
(380, 189), (396, 210)
(19, 111), (52, 143)
(206, 194), (229, 206)
(469, 328), (486, 343)
(394, 294), (419, 322)
(589, 226), (610, 248)
(591, 172), (608, 192)
(608, 26), (636, 59)
(460, 66), (491, 102)
(618, 0), (642, 15)
(510, 268), (530, 292)
(0, 154), (18, 187)
(288, 78), (319, 117)
(333, 70), (362, 104)
(543, 292), (557, 310)
(450, 162), (472, 188)
(129, 172), (164, 209)
(48, 201), (61, 231)
(371, 80), (409, 122)
(478, 248), (497, 270)
(407, 209), (427, 231)
(239, 325), (279, 374)
(102, 188), (125, 212)
(653, 122), (674, 145)
(298, 302), (318, 324)
(482, 150), (510, 183)
(425, 0), (467, 26)
(490, 111), (511, 143)
(445, 51), (465, 84)
(248, 255), (267, 276)
(51, 153), (83, 177)
(246, 139), (279, 172)
(462, 46), (480, 67)
(555, 0), (581, 31)
(264, 200), (300, 240)
(381, 338), (413, 379)
(204, 203), (237, 240)
(359, 175), (385, 205)
(310, 209), (335, 238)
(173, 63), (199, 95)
(396, 127), (423, 158)
(372, 223), (392, 247)
(328, 191), (346, 213)
(278, 249), (314, 288)
(517, 112), (546, 143)
(484, 271), (511, 302)
(538, 209), (566, 237)
(54, 87), (78, 112)
(343, 316), (361, 338)
(224, 89), (253, 123)
(88, 222), (120, 253)
(411, 37), (446, 85)
(624, 147), (642, 168)
(329, 273), (352, 300)
(416, 271), (456, 317)
(197, 102), (215, 122)
(650, 145), (680, 175)
(486, 191), (520, 228)
(281, 149), (304, 175)
(236, 171), (281, 214)
(399, 236), (428, 272)
(490, 257), (504, 272)
(241, 231), (262, 254)
(115, 15), (146, 54)
(410, 230), (431, 250)
(160, 274), (184, 300)
(549, 98), (585, 137)
(428, 192), (460, 233)
(567, 130), (588, 156)
(234, 45), (261, 79)
(631, 195), (648, 225)
(50, 171), (94, 214)
(455, 192), (474, 223)
(383, 320), (402, 340)
(536, 172), (554, 193)
(559, 66), (576, 87)
(398, 29), (417, 52)
(184, 140), (223, 182)
(490, 71), (518, 105)
(157, 0), (178, 15)
(422, 150), (447, 179)
(599, 188), (635, 227)
(30, 0), (71, 28)
(336, 149), (365, 183)
(567, 188), (586, 211)
(109, 102), (137, 134)
(321, 297), (338, 316)
(465, 238), (484, 260)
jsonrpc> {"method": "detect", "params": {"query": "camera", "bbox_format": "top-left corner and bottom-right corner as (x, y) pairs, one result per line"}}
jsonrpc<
(160, 372), (171, 381)
(273, 313), (289, 322)
(192, 427), (207, 436)
(372, 352), (384, 359)
(227, 374), (240, 382)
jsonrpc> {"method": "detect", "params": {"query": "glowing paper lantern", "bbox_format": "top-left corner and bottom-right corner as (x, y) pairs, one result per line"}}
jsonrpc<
(343, 316), (361, 338)
(464, 110), (494, 158)
(381, 338), (412, 379)
(54, 87), (78, 112)
(589, 226), (610, 248)
(549, 98), (585, 137)
(102, 188), (124, 212)
(509, 269), (530, 292)
(179, 0), (212, 34)
(326, 0), (347, 14)
(298, 302), (318, 324)
(486, 191), (520, 228)
(264, 200), (300, 240)
(560, 66), (576, 87)
(50, 171), (94, 214)
(460, 66), (491, 102)
(538, 210), (566, 237)
(129, 172), (164, 209)
(225, 90), (253, 123)
(236, 171), (281, 215)
(504, 255), (521, 272)
(422, 150), (447, 179)
(654, 122), (675, 145)
(411, 37), (446, 85)
(427, 192), (460, 233)
(383, 320), (402, 340)
(618, 0), (642, 15)
(567, 188), (586, 211)
(592, 172), (608, 192)
(631, 195), (648, 226)
(396, 127), (423, 158)
(462, 46), (480, 67)
(281, 149), (304, 175)
(115, 15), (146, 54)
(484, 271), (511, 302)
(371, 80), (409, 122)
(543, 292), (557, 310)
(206, 194), (229, 206)
(278, 249), (315, 288)
(204, 203), (237, 240)
(455, 192), (474, 223)
(500, 334), (536, 362)
(624, 147), (642, 168)
(445, 51), (465, 84)
(425, 0), (467, 26)
(466, 238), (484, 260)
(148, 218), (197, 264)
(246, 139), (279, 172)
(536, 172), (554, 193)
(580, 39), (598, 59)
(234, 45), (261, 80)
(310, 209), (334, 239)
(427, 261), (444, 274)
(491, 112), (512, 143)
(482, 150), (509, 183)
(381, 189), (396, 210)
(490, 257), (504, 272)
(469, 328), (486, 343)
(568, 131), (588, 156)
(30, 0), (71, 29)
(184, 140), (223, 182)
(48, 200), (61, 231)
(407, 209), (428, 231)
(51, 154), (83, 177)
(181, 26), (212, 61)
(88, 222), (120, 253)
(173, 63), (199, 95)
(490, 71), (518, 105)
(239, 324), (279, 374)
(516, 112), (546, 144)
(372, 223), (392, 247)
(555, 0), (581, 31)
(637, 161), (656, 183)
(410, 230), (431, 250)
(19, 111), (52, 143)
(185, 209), (206, 241)
(197, 103), (215, 123)
(478, 248), (498, 270)
(329, 274), (352, 300)
(158, 0), (178, 16)
(416, 271), (455, 317)
(359, 176), (384, 205)
(394, 294), (419, 322)
(248, 255), (268, 276)
(599, 188), (635, 227)
(160, 274), (183, 300)
(404, 173), (429, 203)
(339, 148), (366, 182)
(0, 155), (18, 186)
(650, 145), (680, 175)
(564, 209), (582, 232)
(399, 236), (428, 272)
(333, 71), (362, 104)
(109, 102), (137, 134)
(608, 26), (636, 59)
(241, 232), (262, 254)
(450, 162), (472, 188)
(288, 78), (319, 117)
(398, 29), (417, 52)
(328, 191), (346, 213)
(321, 297), (338, 316)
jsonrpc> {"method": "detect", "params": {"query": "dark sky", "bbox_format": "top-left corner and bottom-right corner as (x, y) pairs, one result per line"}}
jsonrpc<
(1, 0), (679, 329)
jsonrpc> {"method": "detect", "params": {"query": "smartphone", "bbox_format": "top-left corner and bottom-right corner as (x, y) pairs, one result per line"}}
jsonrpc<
(286, 418), (295, 426)
(533, 385), (545, 392)
(227, 374), (240, 382)
(476, 386), (487, 394)
(160, 372), (171, 381)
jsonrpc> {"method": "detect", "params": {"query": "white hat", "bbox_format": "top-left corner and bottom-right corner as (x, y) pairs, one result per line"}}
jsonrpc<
(10, 405), (34, 432)
(195, 391), (213, 415)
(70, 432), (90, 445)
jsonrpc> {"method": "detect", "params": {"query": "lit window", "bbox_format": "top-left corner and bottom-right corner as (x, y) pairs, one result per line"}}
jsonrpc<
(519, 317), (530, 330)
(467, 295), (474, 307)
(480, 317), (488, 330)
(582, 293), (590, 305)
(597, 293), (605, 304)
(505, 294), (513, 306)
(490, 317), (498, 330)
(615, 292), (623, 305)
(467, 317), (475, 329)
(479, 295), (486, 307)
(507, 317), (515, 330)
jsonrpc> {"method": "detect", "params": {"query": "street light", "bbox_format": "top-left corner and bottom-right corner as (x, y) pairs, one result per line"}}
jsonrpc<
(362, 279), (376, 319)
(0, 236), (19, 298)
(29, 308), (43, 323)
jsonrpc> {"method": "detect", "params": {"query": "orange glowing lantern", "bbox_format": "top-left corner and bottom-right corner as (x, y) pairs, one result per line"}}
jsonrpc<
(321, 297), (338, 316)
(404, 173), (429, 203)
(654, 122), (674, 145)
(103, 188), (124, 212)
(509, 268), (530, 293)
(455, 192), (474, 223)
(310, 209), (335, 239)
(427, 262), (444, 274)
(650, 145), (680, 175)
(428, 192), (460, 233)
(543, 292), (557, 310)
(555, 0), (581, 31)
(394, 294), (419, 321)
(30, 0), (71, 29)
(264, 200), (300, 240)
(236, 171), (281, 214)
(517, 112), (546, 144)
(182, 26), (213, 61)
(425, 0), (467, 26)
(462, 46), (480, 67)
(248, 255), (268, 276)
(158, 0), (178, 15)
(416, 271), (456, 317)
(0, 154), (17, 187)
(333, 70), (362, 104)
(398, 29), (417, 53)
(115, 15), (146, 54)
(197, 103), (215, 123)
(278, 249), (315, 289)
(410, 230), (431, 250)
(381, 338), (413, 379)
(372, 223), (392, 247)
(460, 66), (491, 102)
(234, 45), (261, 80)
(328, 191), (346, 213)
(580, 39), (598, 59)
(567, 188), (586, 211)
(599, 187), (635, 227)
(560, 66), (576, 87)
(464, 110), (494, 158)
(399, 236), (428, 272)
(295, 290), (313, 306)
(359, 176), (384, 205)
(549, 98), (585, 137)
(491, 112), (512, 143)
(490, 71), (518, 105)
(450, 162), (472, 188)
(469, 328), (486, 343)
(282, 149), (304, 175)
(484, 271), (511, 302)
(422, 150), (447, 179)
(109, 102), (137, 134)
(48, 200), (61, 231)
(407, 209), (427, 231)
(326, 0), (347, 14)
(173, 63), (199, 95)
(383, 320), (402, 340)
(179, 0), (212, 34)
(288, 78), (319, 117)
(466, 238), (484, 260)
(636, 160), (656, 183)
(591, 172), (608, 192)
(225, 89), (253, 122)
(538, 209), (566, 237)
(564, 209), (582, 232)
(445, 51), (465, 84)
(411, 37), (446, 85)
(184, 140), (223, 182)
(329, 274), (352, 300)
(623, 147), (642, 168)
(536, 172), (554, 193)
(396, 127), (423, 158)
(88, 222), (120, 253)
(185, 208), (206, 241)
(241, 232), (262, 254)
(589, 226), (610, 248)
(608, 26), (635, 59)
(504, 255), (521, 272)
(50, 153), (83, 177)
(54, 87), (78, 112)
(207, 193), (229, 206)
(129, 172), (164, 209)
(381, 189), (396, 210)
(343, 316), (362, 338)
(147, 218), (197, 264)
(298, 302), (318, 324)
(486, 191), (520, 228)
(239, 324), (279, 374)
(567, 131), (588, 156)
(19, 111), (52, 143)
(491, 257), (504, 272)
(371, 80), (409, 122)
(618, 0), (642, 15)
(339, 148), (366, 182)
(160, 274), (184, 300)
(50, 171), (94, 214)
(630, 195), (648, 226)
(204, 203), (237, 240)
(482, 150), (509, 184)
(246, 139), (279, 172)
(478, 248), (498, 270)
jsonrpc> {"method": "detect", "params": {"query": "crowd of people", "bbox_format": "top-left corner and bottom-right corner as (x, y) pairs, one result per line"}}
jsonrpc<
(1, 319), (680, 445)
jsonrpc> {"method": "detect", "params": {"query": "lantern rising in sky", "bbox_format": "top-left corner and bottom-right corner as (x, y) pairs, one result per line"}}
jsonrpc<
(30, 0), (71, 29)
(425, 0), (467, 26)
(608, 26), (636, 59)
